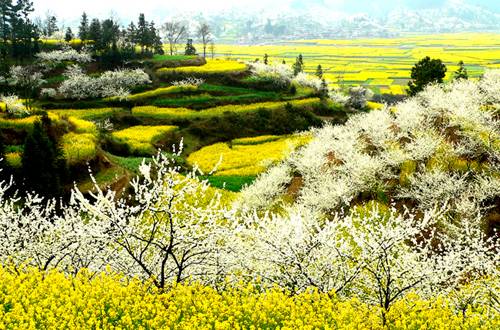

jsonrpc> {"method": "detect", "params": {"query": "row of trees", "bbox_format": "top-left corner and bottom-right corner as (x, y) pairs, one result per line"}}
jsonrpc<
(76, 13), (215, 58)
(0, 0), (40, 68)
(77, 13), (163, 55)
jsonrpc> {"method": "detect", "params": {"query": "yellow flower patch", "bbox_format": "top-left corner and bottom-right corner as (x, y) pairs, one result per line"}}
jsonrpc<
(188, 134), (311, 176)
(0, 266), (498, 329)
(112, 125), (178, 155)
(5, 152), (22, 168)
(133, 98), (321, 120)
(61, 132), (97, 165)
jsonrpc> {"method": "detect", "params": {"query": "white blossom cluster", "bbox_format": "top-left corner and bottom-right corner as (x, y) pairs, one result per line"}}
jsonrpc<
(247, 62), (294, 88)
(37, 47), (92, 66)
(172, 77), (205, 87)
(0, 94), (29, 117)
(39, 88), (57, 99)
(8, 65), (45, 90)
(248, 61), (364, 104)
(57, 65), (151, 100)
(292, 72), (323, 91)
(347, 85), (374, 108)
(241, 71), (500, 218)
(234, 204), (499, 305)
(0, 155), (498, 309)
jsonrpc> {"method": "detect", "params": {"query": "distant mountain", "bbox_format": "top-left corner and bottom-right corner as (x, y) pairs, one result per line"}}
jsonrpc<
(205, 2), (500, 43)
(386, 3), (500, 32)
(51, 1), (500, 43)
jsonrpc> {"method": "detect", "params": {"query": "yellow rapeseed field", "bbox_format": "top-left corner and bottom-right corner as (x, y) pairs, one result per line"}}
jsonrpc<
(0, 113), (60, 130)
(61, 132), (97, 165)
(0, 266), (498, 329)
(66, 116), (97, 134)
(214, 33), (500, 94)
(133, 98), (321, 120)
(5, 152), (22, 168)
(232, 135), (281, 145)
(48, 108), (125, 120)
(112, 125), (178, 155)
(188, 134), (311, 176)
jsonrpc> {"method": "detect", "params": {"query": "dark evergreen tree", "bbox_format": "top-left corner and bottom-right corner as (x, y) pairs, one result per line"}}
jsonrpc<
(136, 13), (148, 53)
(0, 0), (15, 63)
(64, 27), (73, 42)
(320, 78), (329, 98)
(315, 64), (323, 79)
(185, 38), (196, 55)
(78, 12), (89, 41)
(88, 18), (102, 49)
(454, 60), (468, 80)
(101, 18), (120, 49)
(149, 21), (163, 54)
(126, 21), (137, 44)
(293, 54), (304, 76)
(408, 56), (447, 96)
(21, 114), (66, 197)
(2, 0), (37, 62)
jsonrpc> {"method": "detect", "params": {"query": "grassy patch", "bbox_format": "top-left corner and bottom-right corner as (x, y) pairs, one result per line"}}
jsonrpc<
(202, 175), (256, 192)
(151, 92), (280, 109)
(152, 54), (198, 62)
(107, 153), (151, 173)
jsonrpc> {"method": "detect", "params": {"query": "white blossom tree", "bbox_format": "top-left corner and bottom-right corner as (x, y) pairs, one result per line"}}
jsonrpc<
(71, 150), (235, 288)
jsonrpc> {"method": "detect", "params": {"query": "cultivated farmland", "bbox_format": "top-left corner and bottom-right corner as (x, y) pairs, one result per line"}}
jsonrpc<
(214, 33), (500, 93)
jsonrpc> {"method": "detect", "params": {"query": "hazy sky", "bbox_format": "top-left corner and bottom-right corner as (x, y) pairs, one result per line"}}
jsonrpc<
(33, 0), (500, 23)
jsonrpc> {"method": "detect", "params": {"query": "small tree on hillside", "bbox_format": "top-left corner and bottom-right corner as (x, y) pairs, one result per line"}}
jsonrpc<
(454, 60), (468, 80)
(8, 65), (44, 111)
(78, 12), (89, 42)
(293, 54), (304, 76)
(161, 21), (187, 56)
(408, 56), (447, 96)
(21, 115), (66, 197)
(64, 27), (73, 42)
(136, 13), (148, 53)
(264, 53), (269, 65)
(42, 12), (58, 38)
(320, 78), (329, 98)
(209, 41), (215, 59)
(197, 23), (211, 58)
(315, 64), (323, 79)
(185, 38), (196, 55)
(88, 18), (102, 49)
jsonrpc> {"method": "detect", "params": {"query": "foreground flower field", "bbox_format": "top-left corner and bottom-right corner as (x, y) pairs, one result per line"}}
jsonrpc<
(0, 267), (498, 329)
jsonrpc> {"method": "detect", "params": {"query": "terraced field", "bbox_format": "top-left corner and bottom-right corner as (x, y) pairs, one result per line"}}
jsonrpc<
(214, 33), (500, 94)
(1, 56), (336, 193)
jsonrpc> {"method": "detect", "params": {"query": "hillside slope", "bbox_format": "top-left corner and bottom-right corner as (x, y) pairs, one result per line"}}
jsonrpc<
(241, 71), (500, 228)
